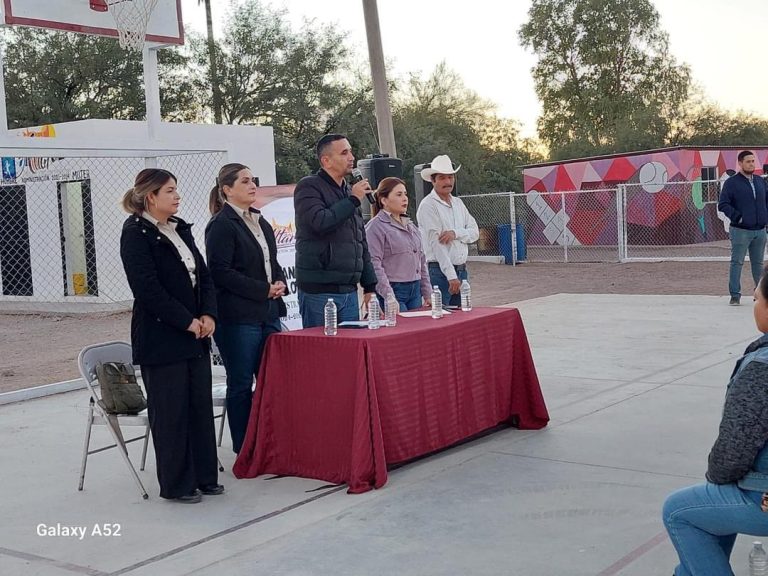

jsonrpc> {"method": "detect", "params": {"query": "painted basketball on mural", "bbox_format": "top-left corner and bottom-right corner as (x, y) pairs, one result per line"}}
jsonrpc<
(638, 161), (668, 193)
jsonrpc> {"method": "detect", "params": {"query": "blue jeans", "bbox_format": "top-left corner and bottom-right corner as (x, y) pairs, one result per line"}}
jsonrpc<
(377, 280), (422, 312)
(298, 290), (359, 328)
(729, 227), (766, 298)
(428, 263), (468, 307)
(213, 318), (281, 453)
(663, 482), (768, 575)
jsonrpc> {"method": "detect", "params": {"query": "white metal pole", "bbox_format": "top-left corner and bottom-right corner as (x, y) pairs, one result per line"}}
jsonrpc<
(561, 191), (568, 263)
(0, 42), (11, 141)
(616, 185), (626, 261)
(142, 46), (160, 168)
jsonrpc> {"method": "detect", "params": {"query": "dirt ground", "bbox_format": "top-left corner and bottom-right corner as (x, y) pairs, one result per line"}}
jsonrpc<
(0, 260), (751, 394)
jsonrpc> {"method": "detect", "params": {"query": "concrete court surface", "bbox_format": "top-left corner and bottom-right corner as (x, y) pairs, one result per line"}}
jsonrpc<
(0, 293), (762, 576)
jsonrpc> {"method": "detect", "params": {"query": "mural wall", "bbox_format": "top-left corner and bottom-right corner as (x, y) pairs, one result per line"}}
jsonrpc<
(522, 148), (768, 247)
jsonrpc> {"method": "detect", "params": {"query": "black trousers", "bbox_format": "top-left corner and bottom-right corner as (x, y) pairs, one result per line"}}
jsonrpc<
(141, 355), (218, 499)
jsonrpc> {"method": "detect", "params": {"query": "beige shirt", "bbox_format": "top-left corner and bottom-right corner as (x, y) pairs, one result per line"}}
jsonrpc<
(225, 201), (272, 283)
(141, 212), (197, 287)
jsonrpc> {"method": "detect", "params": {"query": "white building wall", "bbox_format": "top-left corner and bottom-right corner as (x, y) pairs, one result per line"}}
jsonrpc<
(0, 120), (275, 306)
(29, 120), (277, 185)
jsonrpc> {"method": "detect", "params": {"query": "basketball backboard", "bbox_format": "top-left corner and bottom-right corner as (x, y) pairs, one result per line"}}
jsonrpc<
(1, 0), (183, 46)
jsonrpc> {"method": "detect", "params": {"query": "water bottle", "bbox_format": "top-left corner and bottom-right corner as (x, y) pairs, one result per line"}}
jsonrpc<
(460, 279), (472, 311)
(751, 541), (768, 576)
(323, 298), (337, 336)
(385, 292), (398, 327)
(431, 285), (443, 319)
(368, 298), (381, 329)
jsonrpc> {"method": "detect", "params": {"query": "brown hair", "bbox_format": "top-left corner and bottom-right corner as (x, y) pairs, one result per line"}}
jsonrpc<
(209, 163), (250, 215)
(374, 177), (407, 212)
(121, 169), (177, 215)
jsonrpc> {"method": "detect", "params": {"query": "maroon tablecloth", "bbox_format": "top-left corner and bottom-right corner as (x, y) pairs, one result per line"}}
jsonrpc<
(233, 307), (548, 493)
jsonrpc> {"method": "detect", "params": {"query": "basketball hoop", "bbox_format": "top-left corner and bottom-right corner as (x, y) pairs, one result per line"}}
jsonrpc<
(103, 0), (160, 51)
(90, 1), (109, 13)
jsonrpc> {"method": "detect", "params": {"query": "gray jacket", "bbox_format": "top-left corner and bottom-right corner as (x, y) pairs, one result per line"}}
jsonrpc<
(707, 335), (768, 491)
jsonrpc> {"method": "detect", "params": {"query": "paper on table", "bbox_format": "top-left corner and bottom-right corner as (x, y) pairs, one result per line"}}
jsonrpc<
(398, 309), (452, 318)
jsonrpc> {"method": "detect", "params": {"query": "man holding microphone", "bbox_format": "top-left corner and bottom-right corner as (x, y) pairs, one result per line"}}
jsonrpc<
(294, 134), (377, 327)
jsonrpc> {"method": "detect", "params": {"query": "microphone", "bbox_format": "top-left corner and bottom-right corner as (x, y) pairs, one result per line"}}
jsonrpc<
(352, 168), (376, 205)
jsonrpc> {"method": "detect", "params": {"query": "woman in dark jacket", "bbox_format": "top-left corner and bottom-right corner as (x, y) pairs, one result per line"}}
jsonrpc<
(120, 168), (222, 504)
(663, 266), (768, 574)
(205, 163), (287, 454)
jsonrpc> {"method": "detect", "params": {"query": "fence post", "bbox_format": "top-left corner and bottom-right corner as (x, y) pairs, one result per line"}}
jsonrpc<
(561, 191), (568, 263)
(616, 185), (626, 261)
(509, 192), (517, 266)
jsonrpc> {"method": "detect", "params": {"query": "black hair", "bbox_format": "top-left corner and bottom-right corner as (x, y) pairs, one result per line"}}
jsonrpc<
(315, 134), (347, 160)
(738, 150), (755, 162)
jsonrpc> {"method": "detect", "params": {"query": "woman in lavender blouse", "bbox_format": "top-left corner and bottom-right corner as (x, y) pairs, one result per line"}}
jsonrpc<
(365, 177), (432, 311)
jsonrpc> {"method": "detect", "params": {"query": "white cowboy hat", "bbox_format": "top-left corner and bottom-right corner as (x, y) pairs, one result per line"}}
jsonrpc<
(420, 155), (461, 182)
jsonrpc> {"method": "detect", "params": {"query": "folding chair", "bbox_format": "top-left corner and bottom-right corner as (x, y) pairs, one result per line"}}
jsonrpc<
(210, 339), (228, 449)
(77, 341), (150, 499)
(209, 321), (289, 453)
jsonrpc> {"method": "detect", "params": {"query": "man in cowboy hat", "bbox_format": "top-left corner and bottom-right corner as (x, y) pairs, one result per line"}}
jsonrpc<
(416, 155), (479, 306)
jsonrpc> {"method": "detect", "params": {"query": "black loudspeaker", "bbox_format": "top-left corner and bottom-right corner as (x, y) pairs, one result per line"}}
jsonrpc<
(413, 163), (433, 206)
(357, 154), (402, 219)
(763, 164), (768, 175)
(357, 154), (402, 188)
(412, 162), (459, 223)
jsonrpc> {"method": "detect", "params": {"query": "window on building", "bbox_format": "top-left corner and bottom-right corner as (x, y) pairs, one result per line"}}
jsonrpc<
(701, 166), (718, 203)
(701, 166), (717, 181)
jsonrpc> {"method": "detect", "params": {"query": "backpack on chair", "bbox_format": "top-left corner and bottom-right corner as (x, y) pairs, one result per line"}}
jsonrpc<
(95, 362), (147, 415)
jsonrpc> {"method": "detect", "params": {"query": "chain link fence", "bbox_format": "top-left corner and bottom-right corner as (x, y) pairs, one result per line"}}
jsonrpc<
(622, 181), (729, 260)
(463, 189), (622, 263)
(461, 181), (730, 264)
(0, 151), (225, 313)
(0, 173), (736, 313)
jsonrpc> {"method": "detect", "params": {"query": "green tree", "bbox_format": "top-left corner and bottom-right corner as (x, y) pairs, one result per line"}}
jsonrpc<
(393, 63), (534, 195)
(4, 27), (197, 128)
(669, 93), (768, 146)
(519, 0), (691, 160)
(394, 63), (492, 195)
(186, 0), (359, 182)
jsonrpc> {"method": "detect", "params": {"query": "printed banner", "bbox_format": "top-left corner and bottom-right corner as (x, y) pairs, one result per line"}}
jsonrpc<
(254, 185), (301, 330)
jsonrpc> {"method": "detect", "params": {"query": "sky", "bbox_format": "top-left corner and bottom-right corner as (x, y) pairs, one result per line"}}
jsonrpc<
(180, 0), (768, 138)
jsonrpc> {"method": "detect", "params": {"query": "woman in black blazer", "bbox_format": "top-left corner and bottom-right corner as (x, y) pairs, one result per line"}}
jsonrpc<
(205, 163), (287, 454)
(119, 168), (223, 503)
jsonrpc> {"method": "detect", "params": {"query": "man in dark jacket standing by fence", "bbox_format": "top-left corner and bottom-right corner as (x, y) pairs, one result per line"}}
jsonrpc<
(294, 134), (377, 327)
(718, 150), (768, 305)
